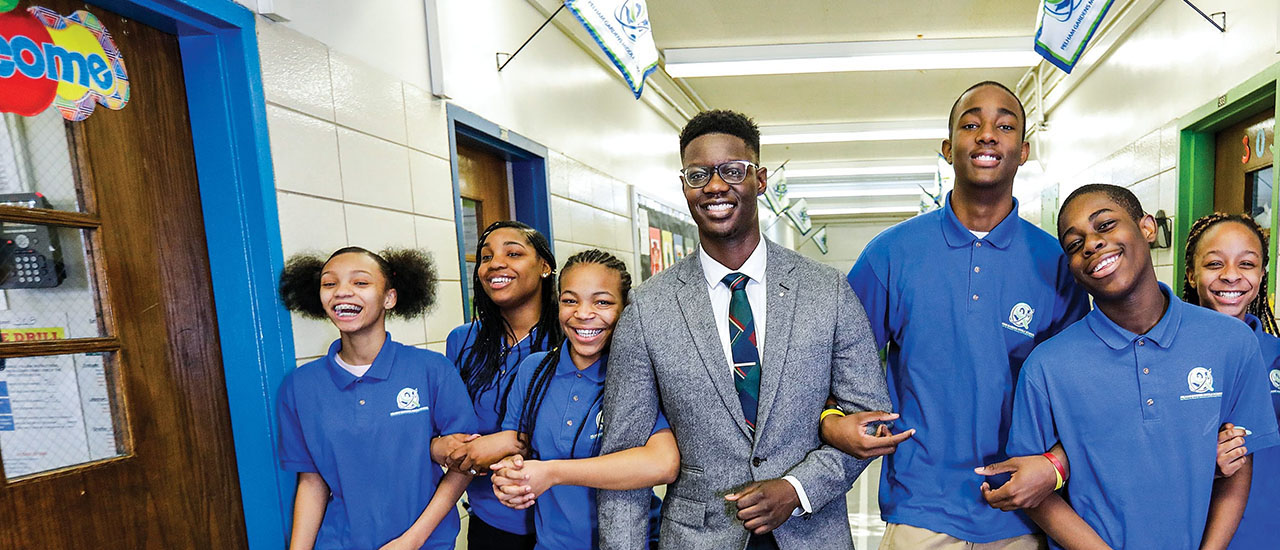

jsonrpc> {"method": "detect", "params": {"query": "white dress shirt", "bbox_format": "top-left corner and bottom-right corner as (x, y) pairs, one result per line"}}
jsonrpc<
(698, 237), (813, 516)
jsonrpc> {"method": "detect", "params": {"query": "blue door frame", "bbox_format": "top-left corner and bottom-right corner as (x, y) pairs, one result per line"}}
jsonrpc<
(82, 0), (293, 547)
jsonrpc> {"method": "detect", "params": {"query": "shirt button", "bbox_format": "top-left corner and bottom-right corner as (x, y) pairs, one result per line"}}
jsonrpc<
(576, 373), (582, 378)
(1146, 398), (1154, 406)
(356, 379), (362, 383)
(567, 420), (574, 426)
(972, 294), (979, 301)
(1143, 368), (1150, 374)
(1137, 339), (1145, 346)
(975, 242), (982, 247)
(573, 395), (579, 401)
(974, 266), (981, 273)
(359, 399), (366, 405)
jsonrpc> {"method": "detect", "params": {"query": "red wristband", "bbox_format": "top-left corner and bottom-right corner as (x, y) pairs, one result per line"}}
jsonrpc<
(1042, 452), (1067, 480)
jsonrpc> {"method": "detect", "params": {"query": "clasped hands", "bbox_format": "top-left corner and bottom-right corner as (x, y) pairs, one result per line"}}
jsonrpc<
(431, 432), (520, 475)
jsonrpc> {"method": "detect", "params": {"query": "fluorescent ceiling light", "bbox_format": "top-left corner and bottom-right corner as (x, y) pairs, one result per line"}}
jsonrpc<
(761, 120), (947, 145)
(808, 206), (920, 217)
(787, 186), (926, 199)
(665, 37), (1038, 78)
(786, 163), (937, 179)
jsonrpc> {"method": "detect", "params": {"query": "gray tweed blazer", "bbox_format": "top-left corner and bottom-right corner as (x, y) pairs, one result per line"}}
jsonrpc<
(597, 240), (891, 550)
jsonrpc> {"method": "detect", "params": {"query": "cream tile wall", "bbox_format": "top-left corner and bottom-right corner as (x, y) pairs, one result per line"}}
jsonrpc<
(261, 20), (646, 361)
(548, 151), (637, 277)
(260, 20), (462, 360)
(795, 217), (911, 273)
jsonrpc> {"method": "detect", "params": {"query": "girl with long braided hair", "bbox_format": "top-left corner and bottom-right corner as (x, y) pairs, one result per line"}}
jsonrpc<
(432, 221), (561, 550)
(488, 250), (676, 550)
(1183, 212), (1280, 549)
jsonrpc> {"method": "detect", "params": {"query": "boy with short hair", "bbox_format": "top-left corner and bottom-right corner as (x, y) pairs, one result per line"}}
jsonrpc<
(1007, 184), (1280, 549)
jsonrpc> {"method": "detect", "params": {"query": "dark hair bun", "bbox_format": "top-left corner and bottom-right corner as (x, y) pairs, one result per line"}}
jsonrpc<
(279, 254), (328, 319)
(382, 248), (438, 318)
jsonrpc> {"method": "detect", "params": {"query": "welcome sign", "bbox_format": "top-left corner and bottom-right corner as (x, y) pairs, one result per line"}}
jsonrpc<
(0, 6), (129, 121)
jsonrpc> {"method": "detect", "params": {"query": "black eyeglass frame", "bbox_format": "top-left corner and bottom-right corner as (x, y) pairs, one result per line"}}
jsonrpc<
(678, 160), (760, 188)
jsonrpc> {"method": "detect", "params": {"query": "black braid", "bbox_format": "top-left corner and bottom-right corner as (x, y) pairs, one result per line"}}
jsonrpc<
(1183, 213), (1279, 335)
(514, 249), (633, 459)
(278, 246), (438, 319)
(460, 221), (561, 419)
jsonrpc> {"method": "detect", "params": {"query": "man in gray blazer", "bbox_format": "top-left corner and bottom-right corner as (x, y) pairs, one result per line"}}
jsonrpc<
(597, 110), (894, 550)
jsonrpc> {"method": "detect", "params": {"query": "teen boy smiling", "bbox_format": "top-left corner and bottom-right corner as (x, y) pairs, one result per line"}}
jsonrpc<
(1007, 184), (1280, 549)
(834, 81), (1090, 548)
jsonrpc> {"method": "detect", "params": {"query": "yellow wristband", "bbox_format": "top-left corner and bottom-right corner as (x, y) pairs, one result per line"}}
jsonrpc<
(820, 408), (846, 422)
(1052, 465), (1064, 491)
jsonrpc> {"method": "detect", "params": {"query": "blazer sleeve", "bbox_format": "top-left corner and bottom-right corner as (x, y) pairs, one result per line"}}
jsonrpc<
(784, 276), (893, 511)
(597, 300), (660, 549)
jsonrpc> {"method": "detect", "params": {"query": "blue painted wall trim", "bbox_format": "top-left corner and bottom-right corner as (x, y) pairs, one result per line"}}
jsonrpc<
(445, 104), (553, 321)
(86, 1), (293, 547)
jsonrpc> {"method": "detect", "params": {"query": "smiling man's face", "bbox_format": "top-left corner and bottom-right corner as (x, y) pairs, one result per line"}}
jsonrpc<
(942, 84), (1029, 190)
(681, 132), (766, 244)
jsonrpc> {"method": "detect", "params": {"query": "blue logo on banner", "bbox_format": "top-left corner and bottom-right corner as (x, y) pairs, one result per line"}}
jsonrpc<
(0, 381), (6, 396)
(0, 398), (8, 414)
(1044, 0), (1085, 22)
(614, 0), (651, 42)
(0, 415), (12, 431)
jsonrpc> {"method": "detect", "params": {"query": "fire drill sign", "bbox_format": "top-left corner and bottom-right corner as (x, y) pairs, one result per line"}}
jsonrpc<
(0, 5), (130, 121)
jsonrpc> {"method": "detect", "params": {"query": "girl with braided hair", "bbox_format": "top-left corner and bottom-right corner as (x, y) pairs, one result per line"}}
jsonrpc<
(276, 247), (477, 550)
(432, 221), (561, 549)
(1183, 212), (1280, 549)
(489, 249), (677, 550)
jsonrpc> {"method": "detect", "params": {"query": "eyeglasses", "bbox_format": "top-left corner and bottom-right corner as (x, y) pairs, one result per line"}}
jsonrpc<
(679, 160), (759, 188)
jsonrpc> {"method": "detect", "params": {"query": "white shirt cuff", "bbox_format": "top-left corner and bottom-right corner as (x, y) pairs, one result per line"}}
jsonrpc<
(782, 475), (812, 516)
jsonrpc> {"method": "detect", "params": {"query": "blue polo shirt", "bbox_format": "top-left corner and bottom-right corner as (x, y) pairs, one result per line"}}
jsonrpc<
(1229, 313), (1280, 549)
(446, 321), (542, 534)
(847, 194), (1089, 541)
(1007, 287), (1280, 549)
(277, 335), (479, 550)
(502, 346), (668, 550)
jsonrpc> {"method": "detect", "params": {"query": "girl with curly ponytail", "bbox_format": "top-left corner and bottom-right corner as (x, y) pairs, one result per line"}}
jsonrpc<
(276, 246), (478, 550)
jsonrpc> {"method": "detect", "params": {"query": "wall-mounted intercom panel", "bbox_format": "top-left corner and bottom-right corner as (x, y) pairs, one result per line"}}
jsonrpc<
(0, 193), (65, 289)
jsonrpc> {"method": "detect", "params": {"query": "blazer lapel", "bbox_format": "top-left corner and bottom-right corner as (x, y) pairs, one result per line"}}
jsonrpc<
(676, 253), (753, 440)
(754, 241), (795, 437)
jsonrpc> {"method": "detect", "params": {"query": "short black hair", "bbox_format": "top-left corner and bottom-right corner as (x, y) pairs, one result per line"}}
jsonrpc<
(948, 81), (1027, 142)
(679, 109), (760, 161)
(1057, 183), (1145, 230)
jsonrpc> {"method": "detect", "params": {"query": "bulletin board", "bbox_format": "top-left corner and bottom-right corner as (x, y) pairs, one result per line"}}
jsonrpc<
(633, 193), (698, 282)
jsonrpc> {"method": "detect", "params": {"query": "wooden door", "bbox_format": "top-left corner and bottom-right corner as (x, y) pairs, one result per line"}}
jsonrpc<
(0, 1), (247, 547)
(456, 141), (511, 308)
(1214, 109), (1275, 225)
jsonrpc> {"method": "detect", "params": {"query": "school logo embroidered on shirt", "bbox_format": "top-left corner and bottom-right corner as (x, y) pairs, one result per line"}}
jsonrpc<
(1001, 302), (1036, 338)
(1270, 369), (1280, 392)
(1180, 367), (1223, 401)
(397, 387), (421, 410)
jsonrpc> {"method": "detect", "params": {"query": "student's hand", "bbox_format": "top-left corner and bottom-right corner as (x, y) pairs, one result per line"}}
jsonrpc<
(975, 455), (1058, 511)
(492, 456), (558, 509)
(1216, 423), (1248, 478)
(432, 433), (479, 469)
(448, 433), (519, 475)
(377, 534), (426, 550)
(820, 411), (915, 459)
(725, 479), (800, 535)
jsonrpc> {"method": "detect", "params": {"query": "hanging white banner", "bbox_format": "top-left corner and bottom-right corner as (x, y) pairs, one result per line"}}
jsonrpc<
(564, 0), (659, 98)
(1034, 0), (1115, 74)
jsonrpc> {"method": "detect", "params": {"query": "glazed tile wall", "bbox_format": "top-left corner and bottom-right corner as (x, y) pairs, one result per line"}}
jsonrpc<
(261, 20), (643, 362)
(259, 20), (461, 360)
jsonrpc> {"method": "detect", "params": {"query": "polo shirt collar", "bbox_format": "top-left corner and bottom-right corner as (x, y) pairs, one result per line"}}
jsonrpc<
(1245, 313), (1266, 336)
(940, 192), (1020, 250)
(699, 235), (767, 289)
(1086, 283), (1182, 350)
(553, 344), (606, 383)
(324, 333), (399, 389)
